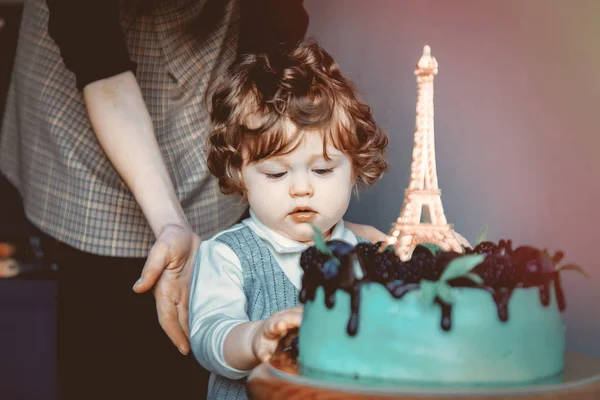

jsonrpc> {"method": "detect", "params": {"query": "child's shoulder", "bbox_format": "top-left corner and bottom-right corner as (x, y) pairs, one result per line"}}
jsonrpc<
(195, 223), (250, 265)
(201, 220), (263, 253)
(205, 222), (249, 243)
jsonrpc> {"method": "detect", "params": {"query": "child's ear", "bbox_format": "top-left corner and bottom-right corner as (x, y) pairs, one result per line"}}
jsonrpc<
(235, 166), (252, 203)
(351, 168), (359, 185)
(350, 169), (361, 197)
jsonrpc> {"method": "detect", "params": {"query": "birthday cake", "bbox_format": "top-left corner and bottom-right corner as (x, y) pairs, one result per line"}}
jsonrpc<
(292, 46), (585, 386)
(296, 237), (580, 385)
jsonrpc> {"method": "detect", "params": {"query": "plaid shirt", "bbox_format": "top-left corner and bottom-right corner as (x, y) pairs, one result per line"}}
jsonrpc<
(0, 0), (246, 257)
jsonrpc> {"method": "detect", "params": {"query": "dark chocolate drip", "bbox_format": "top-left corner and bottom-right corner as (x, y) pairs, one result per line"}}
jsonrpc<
(553, 273), (566, 311)
(298, 278), (309, 303)
(298, 288), (307, 303)
(325, 286), (337, 309)
(386, 282), (420, 299)
(492, 287), (514, 322)
(299, 267), (320, 304)
(347, 283), (362, 336)
(436, 299), (452, 331)
(539, 282), (551, 307)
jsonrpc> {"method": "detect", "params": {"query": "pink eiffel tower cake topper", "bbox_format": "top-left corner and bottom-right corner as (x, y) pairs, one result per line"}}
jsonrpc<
(384, 45), (469, 261)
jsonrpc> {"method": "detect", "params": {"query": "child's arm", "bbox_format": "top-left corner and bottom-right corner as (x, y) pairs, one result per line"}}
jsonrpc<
(345, 221), (388, 243)
(189, 239), (251, 380)
(223, 307), (303, 370)
(189, 239), (303, 376)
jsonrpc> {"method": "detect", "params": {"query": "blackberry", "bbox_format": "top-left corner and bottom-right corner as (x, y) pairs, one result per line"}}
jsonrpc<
(521, 256), (555, 287)
(396, 258), (424, 283)
(412, 244), (435, 258)
(355, 241), (380, 267)
(473, 241), (499, 256)
(496, 260), (523, 288)
(511, 246), (541, 270)
(497, 239), (514, 255)
(325, 240), (366, 287)
(434, 251), (462, 275)
(371, 248), (400, 281)
(463, 246), (476, 255)
(473, 255), (504, 287)
(299, 246), (327, 272)
(419, 251), (446, 281)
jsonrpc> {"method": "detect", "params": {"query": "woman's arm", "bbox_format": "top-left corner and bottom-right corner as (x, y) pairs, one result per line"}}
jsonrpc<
(84, 71), (198, 355)
(83, 72), (188, 235)
(345, 221), (388, 243)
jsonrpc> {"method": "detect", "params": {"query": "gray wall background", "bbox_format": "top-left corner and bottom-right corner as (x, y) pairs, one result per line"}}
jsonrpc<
(305, 0), (600, 355)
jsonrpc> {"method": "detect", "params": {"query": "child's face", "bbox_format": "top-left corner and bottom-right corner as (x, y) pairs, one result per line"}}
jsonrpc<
(241, 131), (353, 243)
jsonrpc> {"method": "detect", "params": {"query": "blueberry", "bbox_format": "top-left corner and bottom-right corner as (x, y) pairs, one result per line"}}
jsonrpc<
(322, 258), (340, 280)
(326, 240), (355, 258)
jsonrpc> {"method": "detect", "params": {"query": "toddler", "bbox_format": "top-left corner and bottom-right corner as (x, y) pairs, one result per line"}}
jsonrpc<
(189, 40), (387, 399)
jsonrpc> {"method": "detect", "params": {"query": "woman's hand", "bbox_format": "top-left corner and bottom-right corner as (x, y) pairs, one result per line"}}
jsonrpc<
(133, 224), (201, 355)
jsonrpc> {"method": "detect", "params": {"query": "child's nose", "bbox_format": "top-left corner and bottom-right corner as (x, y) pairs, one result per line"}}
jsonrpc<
(289, 177), (314, 198)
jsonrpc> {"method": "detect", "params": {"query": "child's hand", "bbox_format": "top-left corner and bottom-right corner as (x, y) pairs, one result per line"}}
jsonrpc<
(252, 306), (303, 363)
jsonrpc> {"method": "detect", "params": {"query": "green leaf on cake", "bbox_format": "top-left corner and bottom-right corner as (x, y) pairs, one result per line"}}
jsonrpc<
(310, 224), (334, 258)
(419, 254), (485, 307)
(436, 282), (453, 304)
(475, 225), (488, 245)
(556, 263), (591, 279)
(439, 254), (485, 282)
(419, 280), (438, 306)
(310, 224), (341, 267)
(418, 243), (444, 256)
(463, 272), (485, 285)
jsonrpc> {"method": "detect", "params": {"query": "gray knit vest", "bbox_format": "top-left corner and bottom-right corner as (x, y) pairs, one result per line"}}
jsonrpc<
(208, 225), (300, 400)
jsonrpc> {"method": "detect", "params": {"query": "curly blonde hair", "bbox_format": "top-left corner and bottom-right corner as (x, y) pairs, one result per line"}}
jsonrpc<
(207, 40), (388, 197)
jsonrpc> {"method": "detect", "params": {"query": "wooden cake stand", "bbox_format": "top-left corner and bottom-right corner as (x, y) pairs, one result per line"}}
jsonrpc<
(247, 337), (600, 400)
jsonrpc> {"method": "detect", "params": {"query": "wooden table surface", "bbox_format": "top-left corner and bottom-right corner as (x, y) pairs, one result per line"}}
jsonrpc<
(247, 352), (600, 400)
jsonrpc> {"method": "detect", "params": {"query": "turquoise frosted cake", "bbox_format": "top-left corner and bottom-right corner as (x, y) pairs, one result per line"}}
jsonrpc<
(295, 237), (582, 386)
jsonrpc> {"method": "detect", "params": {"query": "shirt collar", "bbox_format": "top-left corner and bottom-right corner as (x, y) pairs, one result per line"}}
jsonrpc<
(242, 209), (357, 254)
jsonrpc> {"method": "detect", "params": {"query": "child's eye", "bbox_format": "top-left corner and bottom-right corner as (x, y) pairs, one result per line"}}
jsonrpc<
(265, 172), (287, 180)
(313, 168), (334, 175)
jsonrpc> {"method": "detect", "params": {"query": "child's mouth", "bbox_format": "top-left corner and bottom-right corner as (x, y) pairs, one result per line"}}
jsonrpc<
(290, 208), (316, 223)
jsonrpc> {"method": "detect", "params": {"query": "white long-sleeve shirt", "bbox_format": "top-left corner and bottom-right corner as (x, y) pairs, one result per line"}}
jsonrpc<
(189, 209), (358, 381)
